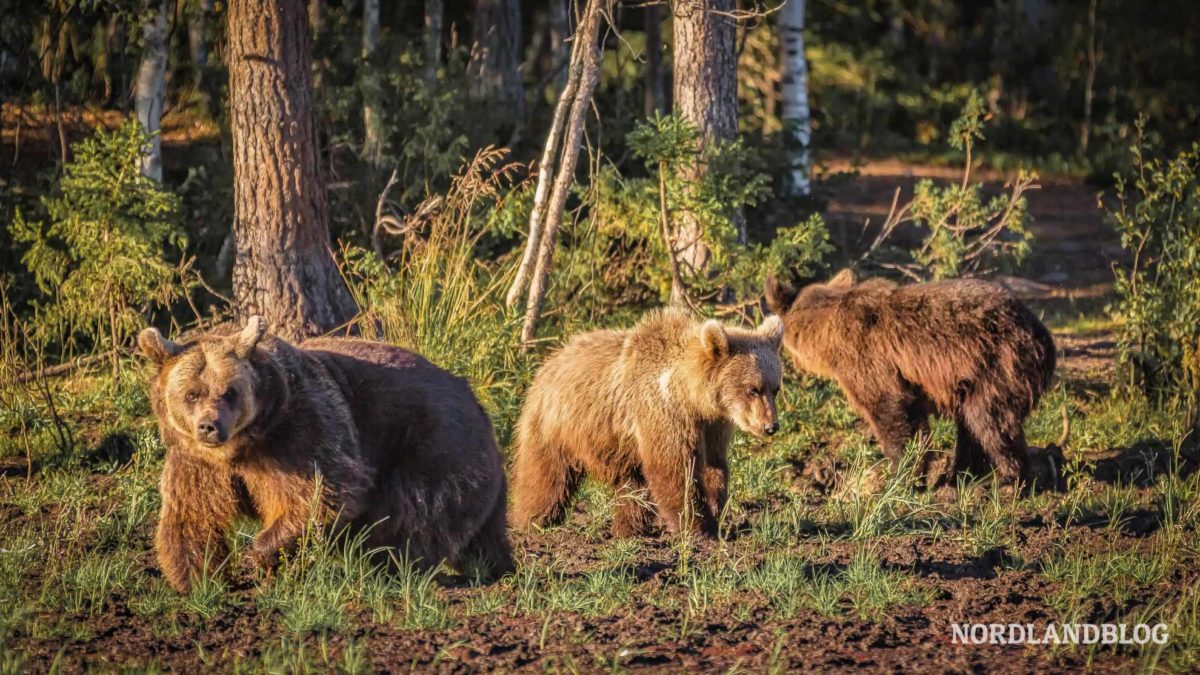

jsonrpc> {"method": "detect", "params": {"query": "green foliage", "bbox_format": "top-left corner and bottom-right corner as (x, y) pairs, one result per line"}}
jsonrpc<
(8, 120), (186, 356)
(865, 94), (1035, 280)
(580, 113), (829, 303)
(1109, 126), (1200, 404)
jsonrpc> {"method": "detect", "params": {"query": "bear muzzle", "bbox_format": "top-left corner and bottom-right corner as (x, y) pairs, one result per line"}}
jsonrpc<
(195, 419), (228, 446)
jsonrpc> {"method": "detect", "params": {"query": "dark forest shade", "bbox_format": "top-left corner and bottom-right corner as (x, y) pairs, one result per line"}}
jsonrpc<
(226, 0), (357, 340)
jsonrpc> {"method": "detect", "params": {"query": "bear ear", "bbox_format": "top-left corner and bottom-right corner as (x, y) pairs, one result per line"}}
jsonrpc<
(699, 320), (729, 360)
(233, 315), (268, 359)
(763, 275), (799, 315)
(828, 268), (857, 288)
(139, 327), (182, 366)
(758, 315), (784, 348)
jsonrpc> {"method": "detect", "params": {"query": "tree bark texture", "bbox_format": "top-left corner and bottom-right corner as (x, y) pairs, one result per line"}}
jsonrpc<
(671, 0), (741, 262)
(468, 0), (524, 120)
(779, 0), (811, 197)
(135, 0), (169, 181)
(518, 0), (610, 347)
(227, 0), (358, 341)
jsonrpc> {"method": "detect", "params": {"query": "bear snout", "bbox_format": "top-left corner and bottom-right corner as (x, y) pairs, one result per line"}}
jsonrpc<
(764, 422), (779, 436)
(195, 419), (226, 445)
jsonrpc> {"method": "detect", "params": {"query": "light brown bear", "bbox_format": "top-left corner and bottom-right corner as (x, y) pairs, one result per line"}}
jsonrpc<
(139, 316), (514, 592)
(511, 308), (784, 537)
(765, 269), (1056, 488)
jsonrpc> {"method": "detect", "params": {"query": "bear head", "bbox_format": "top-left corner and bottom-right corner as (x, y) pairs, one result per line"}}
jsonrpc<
(697, 316), (785, 438)
(139, 316), (270, 463)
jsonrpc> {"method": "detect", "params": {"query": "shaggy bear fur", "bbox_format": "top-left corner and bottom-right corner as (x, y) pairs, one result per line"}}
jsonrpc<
(765, 270), (1056, 487)
(140, 317), (513, 592)
(511, 308), (784, 537)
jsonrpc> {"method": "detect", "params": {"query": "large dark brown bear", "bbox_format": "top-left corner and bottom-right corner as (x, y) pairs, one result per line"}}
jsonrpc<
(511, 308), (784, 537)
(765, 270), (1056, 487)
(139, 316), (514, 592)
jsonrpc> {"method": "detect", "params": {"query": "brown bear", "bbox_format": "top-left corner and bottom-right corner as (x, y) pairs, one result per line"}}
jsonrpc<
(764, 270), (1056, 488)
(139, 316), (514, 592)
(511, 308), (784, 537)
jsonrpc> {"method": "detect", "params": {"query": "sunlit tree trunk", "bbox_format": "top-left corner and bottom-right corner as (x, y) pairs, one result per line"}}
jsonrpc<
(228, 0), (358, 340)
(511, 0), (610, 346)
(672, 0), (741, 260)
(135, 0), (169, 181)
(779, 0), (811, 197)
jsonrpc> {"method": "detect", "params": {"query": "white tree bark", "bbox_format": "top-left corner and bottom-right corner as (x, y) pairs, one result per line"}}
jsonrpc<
(135, 0), (169, 182)
(362, 0), (382, 168)
(779, 0), (811, 197)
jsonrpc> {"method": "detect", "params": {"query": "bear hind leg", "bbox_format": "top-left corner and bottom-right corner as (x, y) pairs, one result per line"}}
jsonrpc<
(455, 488), (516, 580)
(511, 437), (581, 530)
(962, 399), (1031, 488)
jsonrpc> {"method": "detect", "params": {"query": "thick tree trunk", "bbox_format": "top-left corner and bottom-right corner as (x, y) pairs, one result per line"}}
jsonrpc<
(643, 3), (666, 116)
(672, 0), (741, 260)
(517, 0), (610, 347)
(424, 0), (443, 84)
(468, 0), (524, 130)
(362, 0), (382, 168)
(135, 0), (169, 181)
(779, 0), (811, 197)
(227, 0), (358, 340)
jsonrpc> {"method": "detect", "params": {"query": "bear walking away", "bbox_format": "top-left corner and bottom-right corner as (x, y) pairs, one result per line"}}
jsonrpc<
(511, 308), (784, 537)
(139, 317), (514, 592)
(764, 270), (1056, 488)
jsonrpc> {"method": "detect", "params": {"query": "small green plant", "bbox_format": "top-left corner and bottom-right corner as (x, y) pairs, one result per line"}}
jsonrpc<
(9, 120), (187, 375)
(863, 92), (1036, 280)
(1109, 122), (1200, 407)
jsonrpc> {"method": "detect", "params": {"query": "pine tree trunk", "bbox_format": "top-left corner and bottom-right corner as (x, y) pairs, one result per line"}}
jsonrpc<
(362, 0), (382, 168)
(779, 0), (811, 197)
(135, 0), (169, 181)
(186, 0), (211, 86)
(643, 3), (665, 116)
(468, 0), (524, 131)
(672, 0), (741, 261)
(424, 0), (443, 84)
(227, 0), (358, 340)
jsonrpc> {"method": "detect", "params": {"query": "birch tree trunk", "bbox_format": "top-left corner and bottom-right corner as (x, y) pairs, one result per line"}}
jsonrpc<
(135, 0), (169, 181)
(228, 0), (358, 340)
(517, 0), (610, 347)
(424, 0), (443, 84)
(362, 0), (382, 168)
(779, 0), (811, 197)
(672, 0), (741, 260)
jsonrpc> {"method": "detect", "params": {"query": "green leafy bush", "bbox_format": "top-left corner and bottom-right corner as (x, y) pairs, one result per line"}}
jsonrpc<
(864, 92), (1036, 280)
(9, 120), (186, 363)
(580, 113), (829, 304)
(1109, 125), (1200, 406)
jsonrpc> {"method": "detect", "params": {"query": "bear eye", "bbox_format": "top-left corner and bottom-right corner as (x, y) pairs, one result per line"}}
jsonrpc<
(185, 390), (201, 404)
(222, 387), (238, 404)
(748, 387), (761, 397)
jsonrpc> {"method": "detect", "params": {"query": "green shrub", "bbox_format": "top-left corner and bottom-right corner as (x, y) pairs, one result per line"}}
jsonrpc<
(1109, 124), (1200, 406)
(8, 120), (187, 367)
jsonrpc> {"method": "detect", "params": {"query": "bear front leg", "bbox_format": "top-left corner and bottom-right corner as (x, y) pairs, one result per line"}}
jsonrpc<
(638, 431), (707, 536)
(700, 424), (731, 535)
(246, 514), (309, 571)
(611, 475), (655, 537)
(156, 453), (241, 593)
